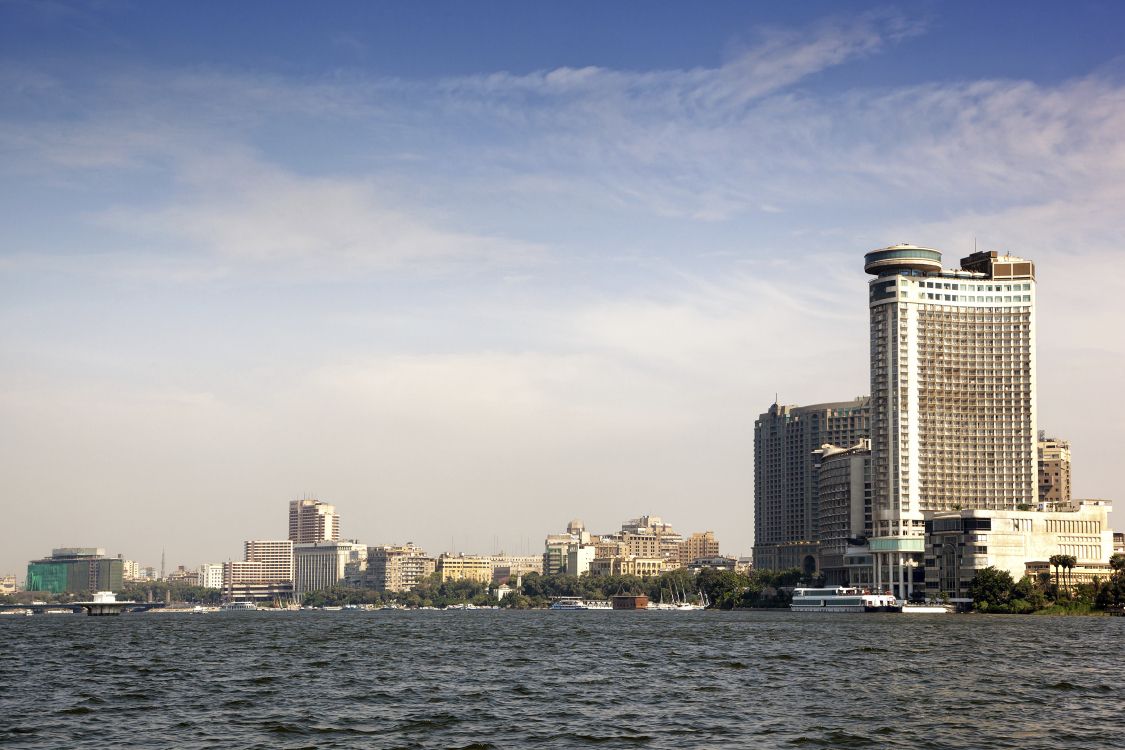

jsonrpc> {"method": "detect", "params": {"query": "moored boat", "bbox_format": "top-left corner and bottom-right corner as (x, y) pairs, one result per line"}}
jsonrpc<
(790, 586), (901, 613)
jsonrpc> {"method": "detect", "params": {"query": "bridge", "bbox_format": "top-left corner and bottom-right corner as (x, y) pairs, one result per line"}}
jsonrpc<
(0, 601), (165, 616)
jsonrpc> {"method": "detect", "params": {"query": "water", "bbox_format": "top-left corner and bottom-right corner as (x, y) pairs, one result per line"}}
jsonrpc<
(2, 610), (1122, 749)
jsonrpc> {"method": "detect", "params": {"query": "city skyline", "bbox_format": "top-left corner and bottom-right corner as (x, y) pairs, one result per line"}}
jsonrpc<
(3, 2), (1125, 576)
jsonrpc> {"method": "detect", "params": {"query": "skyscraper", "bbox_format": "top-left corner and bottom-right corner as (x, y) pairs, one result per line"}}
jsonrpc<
(1037, 432), (1072, 510)
(864, 245), (1037, 596)
(752, 398), (870, 572)
(288, 498), (340, 544)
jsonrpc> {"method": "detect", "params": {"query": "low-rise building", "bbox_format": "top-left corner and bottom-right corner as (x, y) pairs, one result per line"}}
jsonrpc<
(681, 531), (720, 564)
(350, 543), (436, 592)
(684, 556), (737, 573)
(924, 504), (1113, 599)
(166, 565), (200, 586)
(589, 556), (666, 578)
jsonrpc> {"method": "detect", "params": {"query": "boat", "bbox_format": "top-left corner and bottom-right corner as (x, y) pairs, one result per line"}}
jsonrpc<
(790, 586), (901, 613)
(900, 603), (951, 614)
(219, 601), (258, 612)
(549, 598), (611, 610)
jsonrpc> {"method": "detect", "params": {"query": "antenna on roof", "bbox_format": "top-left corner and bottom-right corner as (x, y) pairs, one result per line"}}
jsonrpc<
(973, 235), (977, 253)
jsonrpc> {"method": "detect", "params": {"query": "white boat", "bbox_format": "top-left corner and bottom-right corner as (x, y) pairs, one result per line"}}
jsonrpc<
(549, 598), (611, 610)
(900, 603), (951, 614)
(790, 586), (901, 613)
(219, 601), (258, 611)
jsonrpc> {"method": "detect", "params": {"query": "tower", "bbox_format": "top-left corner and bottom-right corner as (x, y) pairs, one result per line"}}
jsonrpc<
(864, 245), (1037, 597)
(288, 498), (340, 544)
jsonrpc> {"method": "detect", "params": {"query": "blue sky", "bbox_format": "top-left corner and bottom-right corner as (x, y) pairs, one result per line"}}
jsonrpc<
(2, 1), (1123, 576)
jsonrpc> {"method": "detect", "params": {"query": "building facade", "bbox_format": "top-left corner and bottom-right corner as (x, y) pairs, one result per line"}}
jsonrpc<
(436, 554), (493, 584)
(293, 541), (366, 594)
(753, 397), (870, 572)
(244, 540), (294, 583)
(866, 246), (1037, 597)
(924, 503), (1112, 599)
(351, 544), (436, 592)
(681, 531), (720, 564)
(25, 548), (123, 594)
(1037, 433), (1071, 510)
(814, 440), (873, 586)
(288, 498), (340, 544)
(198, 563), (224, 589)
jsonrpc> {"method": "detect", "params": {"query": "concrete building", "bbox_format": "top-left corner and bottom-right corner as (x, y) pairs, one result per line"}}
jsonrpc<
(488, 553), (543, 583)
(244, 540), (294, 584)
(288, 498), (340, 544)
(25, 548), (123, 594)
(753, 398), (871, 572)
(589, 556), (667, 578)
(566, 544), (597, 577)
(1037, 433), (1071, 510)
(350, 543), (436, 592)
(865, 246), (1038, 597)
(198, 563), (224, 589)
(814, 440), (874, 587)
(222, 558), (296, 603)
(121, 559), (142, 581)
(1114, 532), (1124, 557)
(293, 541), (366, 594)
(681, 531), (720, 564)
(437, 553), (493, 584)
(684, 556), (737, 573)
(924, 503), (1111, 599)
(166, 565), (200, 585)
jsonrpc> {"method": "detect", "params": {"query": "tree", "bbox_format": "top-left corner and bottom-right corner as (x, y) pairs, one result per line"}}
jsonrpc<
(1060, 555), (1078, 598)
(968, 567), (1015, 612)
(1048, 554), (1063, 599)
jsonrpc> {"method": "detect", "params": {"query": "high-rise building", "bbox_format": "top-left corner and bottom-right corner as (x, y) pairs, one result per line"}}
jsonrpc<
(288, 498), (340, 544)
(293, 541), (366, 594)
(865, 245), (1037, 597)
(753, 398), (871, 572)
(814, 440), (872, 586)
(25, 548), (124, 594)
(1037, 432), (1071, 510)
(244, 540), (294, 584)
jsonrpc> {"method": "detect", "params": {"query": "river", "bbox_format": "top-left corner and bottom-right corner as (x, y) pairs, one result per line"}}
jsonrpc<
(1, 610), (1121, 749)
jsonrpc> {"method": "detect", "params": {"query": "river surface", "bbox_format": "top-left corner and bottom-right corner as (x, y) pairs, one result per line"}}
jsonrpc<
(2, 610), (1122, 749)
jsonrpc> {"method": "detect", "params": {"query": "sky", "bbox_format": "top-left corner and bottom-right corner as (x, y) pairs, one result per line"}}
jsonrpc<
(2, 1), (1124, 577)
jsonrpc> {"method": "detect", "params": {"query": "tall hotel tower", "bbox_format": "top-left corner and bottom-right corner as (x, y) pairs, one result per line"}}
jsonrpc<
(864, 245), (1037, 597)
(289, 498), (341, 544)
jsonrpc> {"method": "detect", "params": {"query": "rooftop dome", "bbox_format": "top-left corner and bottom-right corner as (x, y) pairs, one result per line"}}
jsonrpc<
(864, 244), (942, 275)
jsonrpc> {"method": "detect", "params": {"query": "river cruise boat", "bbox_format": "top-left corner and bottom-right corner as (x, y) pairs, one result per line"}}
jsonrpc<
(219, 601), (258, 612)
(790, 587), (901, 613)
(548, 598), (612, 610)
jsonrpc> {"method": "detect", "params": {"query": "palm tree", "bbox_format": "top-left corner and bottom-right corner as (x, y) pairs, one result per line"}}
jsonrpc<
(1062, 555), (1078, 597)
(1048, 554), (1063, 599)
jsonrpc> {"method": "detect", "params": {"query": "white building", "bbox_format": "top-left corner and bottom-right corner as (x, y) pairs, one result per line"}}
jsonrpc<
(198, 563), (224, 589)
(293, 541), (366, 594)
(865, 246), (1037, 597)
(566, 544), (597, 577)
(925, 503), (1113, 599)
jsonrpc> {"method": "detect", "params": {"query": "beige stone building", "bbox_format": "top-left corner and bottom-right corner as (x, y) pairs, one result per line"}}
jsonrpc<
(437, 553), (493, 584)
(681, 531), (720, 564)
(1037, 433), (1071, 510)
(589, 556), (667, 578)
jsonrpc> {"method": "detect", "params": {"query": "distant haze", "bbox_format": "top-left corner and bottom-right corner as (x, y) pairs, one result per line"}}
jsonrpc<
(1, 3), (1122, 577)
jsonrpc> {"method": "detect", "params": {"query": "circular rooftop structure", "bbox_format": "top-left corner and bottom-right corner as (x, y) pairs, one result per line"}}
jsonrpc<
(864, 244), (942, 275)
